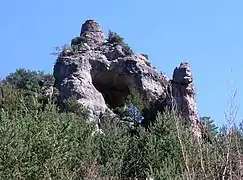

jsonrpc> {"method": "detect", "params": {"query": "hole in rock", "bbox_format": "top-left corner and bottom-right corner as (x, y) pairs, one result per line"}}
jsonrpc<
(92, 72), (132, 109)
(92, 71), (146, 124)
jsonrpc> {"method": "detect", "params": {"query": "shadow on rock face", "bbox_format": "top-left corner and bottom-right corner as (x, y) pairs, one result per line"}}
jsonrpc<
(92, 71), (132, 109)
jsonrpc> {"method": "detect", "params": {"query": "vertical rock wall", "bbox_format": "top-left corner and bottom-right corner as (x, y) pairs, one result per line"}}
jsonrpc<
(172, 62), (201, 135)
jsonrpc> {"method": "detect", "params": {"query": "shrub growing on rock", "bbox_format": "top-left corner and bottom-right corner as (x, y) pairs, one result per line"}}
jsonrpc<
(141, 53), (149, 60)
(71, 36), (87, 46)
(107, 30), (134, 56)
(107, 30), (124, 44)
(122, 43), (134, 56)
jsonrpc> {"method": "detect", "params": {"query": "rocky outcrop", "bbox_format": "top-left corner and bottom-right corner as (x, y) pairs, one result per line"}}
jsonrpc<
(53, 19), (200, 131)
(171, 62), (201, 135)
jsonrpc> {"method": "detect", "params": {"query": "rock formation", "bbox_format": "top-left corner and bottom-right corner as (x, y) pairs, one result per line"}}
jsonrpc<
(171, 62), (201, 135)
(53, 19), (200, 132)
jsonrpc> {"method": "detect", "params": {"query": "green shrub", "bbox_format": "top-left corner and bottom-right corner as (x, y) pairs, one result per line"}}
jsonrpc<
(94, 116), (130, 179)
(71, 36), (87, 46)
(118, 112), (184, 179)
(107, 30), (124, 44)
(1, 69), (243, 179)
(141, 53), (149, 60)
(62, 95), (88, 118)
(122, 43), (134, 56)
(0, 101), (95, 179)
(107, 30), (134, 56)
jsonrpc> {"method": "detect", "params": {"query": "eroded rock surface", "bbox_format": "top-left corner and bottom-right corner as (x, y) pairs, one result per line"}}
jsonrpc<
(172, 62), (201, 134)
(53, 19), (200, 131)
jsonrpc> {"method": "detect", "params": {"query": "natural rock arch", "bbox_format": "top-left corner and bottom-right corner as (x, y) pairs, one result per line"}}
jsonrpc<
(53, 19), (201, 135)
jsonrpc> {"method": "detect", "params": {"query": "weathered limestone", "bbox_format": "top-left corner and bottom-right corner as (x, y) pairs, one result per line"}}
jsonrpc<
(53, 19), (200, 133)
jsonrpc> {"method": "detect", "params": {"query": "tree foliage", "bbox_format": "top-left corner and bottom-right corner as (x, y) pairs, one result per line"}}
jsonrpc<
(4, 68), (54, 92)
(1, 69), (243, 179)
(107, 30), (134, 56)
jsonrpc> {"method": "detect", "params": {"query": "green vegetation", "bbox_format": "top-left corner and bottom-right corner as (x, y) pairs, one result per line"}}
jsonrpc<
(71, 36), (88, 46)
(141, 53), (149, 60)
(1, 69), (243, 179)
(107, 30), (134, 56)
(107, 31), (124, 44)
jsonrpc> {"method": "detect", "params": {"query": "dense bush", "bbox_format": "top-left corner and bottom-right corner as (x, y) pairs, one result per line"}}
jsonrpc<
(107, 30), (134, 56)
(4, 69), (54, 91)
(107, 31), (124, 44)
(1, 69), (243, 179)
(0, 70), (57, 116)
(0, 102), (95, 179)
(141, 53), (149, 60)
(71, 36), (88, 46)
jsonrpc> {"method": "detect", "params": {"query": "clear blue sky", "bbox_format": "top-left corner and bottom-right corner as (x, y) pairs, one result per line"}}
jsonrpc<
(1, 0), (243, 126)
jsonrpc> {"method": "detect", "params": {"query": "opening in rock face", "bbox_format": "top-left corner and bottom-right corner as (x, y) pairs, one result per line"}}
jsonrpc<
(92, 72), (132, 109)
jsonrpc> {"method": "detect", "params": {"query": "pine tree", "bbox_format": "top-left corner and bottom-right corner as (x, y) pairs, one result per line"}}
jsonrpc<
(200, 116), (218, 143)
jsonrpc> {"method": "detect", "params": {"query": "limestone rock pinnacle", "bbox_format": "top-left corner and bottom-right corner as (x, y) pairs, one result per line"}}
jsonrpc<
(80, 19), (105, 45)
(172, 62), (201, 135)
